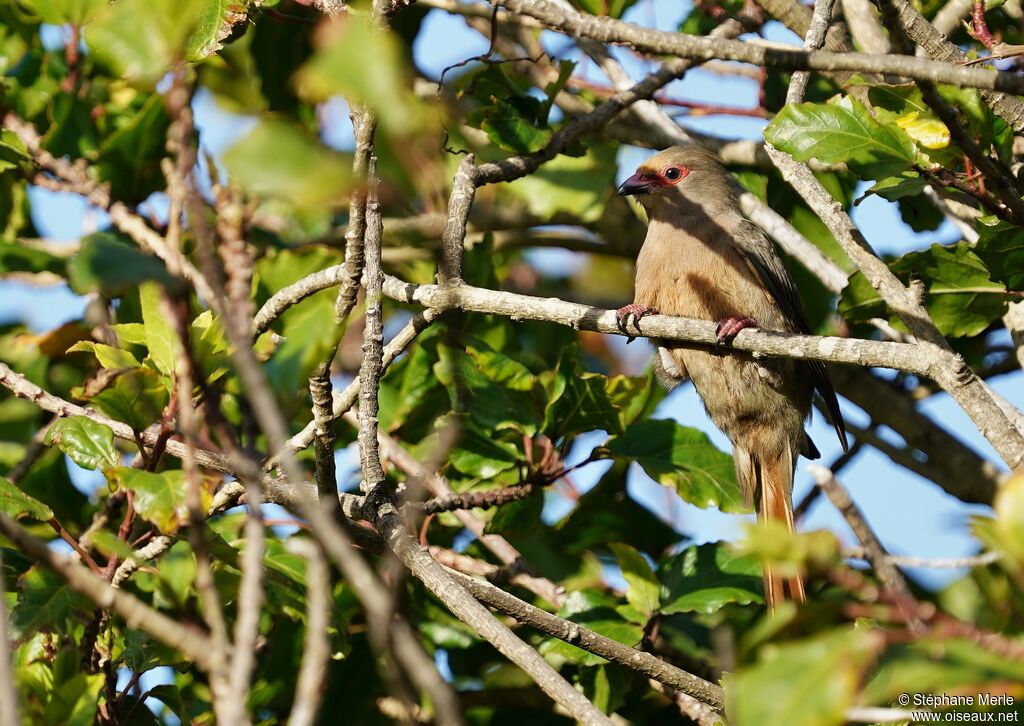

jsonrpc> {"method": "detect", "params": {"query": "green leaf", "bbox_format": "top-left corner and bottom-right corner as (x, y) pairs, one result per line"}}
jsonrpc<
(45, 671), (105, 726)
(84, 0), (213, 83)
(484, 492), (542, 538)
(839, 243), (1008, 337)
(605, 419), (743, 512)
(67, 233), (175, 297)
(973, 474), (1024, 571)
(976, 217), (1024, 291)
(43, 416), (119, 472)
(111, 468), (195, 534)
(0, 240), (65, 277)
(96, 93), (171, 203)
(224, 120), (352, 210)
(609, 543), (660, 617)
(445, 416), (521, 479)
(570, 0), (641, 17)
(863, 637), (1024, 707)
(728, 628), (883, 726)
(82, 367), (170, 432)
(659, 542), (763, 615)
(11, 567), (92, 638)
(139, 281), (180, 379)
(506, 141), (618, 222)
(540, 590), (644, 666)
(254, 246), (344, 396)
(765, 97), (917, 179)
(555, 461), (679, 558)
(66, 341), (141, 369)
(18, 0), (104, 24)
(543, 346), (623, 438)
(0, 475), (53, 521)
(295, 13), (430, 137)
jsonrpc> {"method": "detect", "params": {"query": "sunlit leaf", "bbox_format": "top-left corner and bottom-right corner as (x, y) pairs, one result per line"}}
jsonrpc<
(765, 97), (917, 179)
(604, 419), (743, 512)
(44, 416), (119, 472)
(609, 542), (659, 617)
(111, 467), (200, 534)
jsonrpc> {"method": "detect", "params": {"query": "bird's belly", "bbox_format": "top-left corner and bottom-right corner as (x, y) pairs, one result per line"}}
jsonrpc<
(678, 348), (808, 457)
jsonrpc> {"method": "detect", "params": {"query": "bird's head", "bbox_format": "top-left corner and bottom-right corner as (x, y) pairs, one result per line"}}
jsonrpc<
(617, 144), (735, 220)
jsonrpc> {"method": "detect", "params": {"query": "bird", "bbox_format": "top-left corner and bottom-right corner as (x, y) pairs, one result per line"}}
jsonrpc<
(615, 144), (847, 608)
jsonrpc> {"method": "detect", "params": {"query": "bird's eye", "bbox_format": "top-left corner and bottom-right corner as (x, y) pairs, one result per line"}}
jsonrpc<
(664, 167), (682, 181)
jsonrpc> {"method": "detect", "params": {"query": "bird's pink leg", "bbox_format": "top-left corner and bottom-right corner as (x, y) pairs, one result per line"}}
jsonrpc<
(615, 303), (660, 343)
(714, 315), (757, 346)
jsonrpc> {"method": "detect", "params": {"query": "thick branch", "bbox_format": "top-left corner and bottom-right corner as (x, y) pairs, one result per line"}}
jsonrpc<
(491, 0), (1024, 94)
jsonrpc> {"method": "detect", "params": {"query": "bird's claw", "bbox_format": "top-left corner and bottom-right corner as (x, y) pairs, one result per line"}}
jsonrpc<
(714, 315), (757, 349)
(615, 303), (660, 344)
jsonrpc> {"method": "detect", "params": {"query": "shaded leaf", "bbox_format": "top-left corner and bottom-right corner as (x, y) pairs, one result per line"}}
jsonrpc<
(82, 367), (170, 431)
(67, 233), (175, 297)
(0, 475), (53, 521)
(659, 542), (763, 615)
(11, 566), (92, 638)
(976, 216), (1024, 291)
(543, 346), (623, 439)
(224, 120), (352, 210)
(728, 628), (883, 726)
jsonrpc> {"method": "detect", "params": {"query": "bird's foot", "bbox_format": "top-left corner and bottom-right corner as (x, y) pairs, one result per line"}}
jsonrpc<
(615, 303), (659, 344)
(714, 315), (757, 348)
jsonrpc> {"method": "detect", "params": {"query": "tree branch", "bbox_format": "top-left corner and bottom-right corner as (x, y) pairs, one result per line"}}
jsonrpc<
(491, 0), (1024, 93)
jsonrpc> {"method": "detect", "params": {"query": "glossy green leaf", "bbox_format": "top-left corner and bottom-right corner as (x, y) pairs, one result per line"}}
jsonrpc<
(111, 467), (195, 534)
(0, 240), (64, 277)
(609, 542), (660, 617)
(0, 475), (53, 521)
(224, 120), (352, 210)
(605, 418), (743, 512)
(43, 416), (119, 472)
(839, 243), (1008, 337)
(765, 97), (917, 179)
(659, 542), (763, 615)
(543, 346), (623, 438)
(728, 628), (883, 726)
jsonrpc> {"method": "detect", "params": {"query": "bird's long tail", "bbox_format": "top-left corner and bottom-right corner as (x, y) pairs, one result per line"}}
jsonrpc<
(736, 445), (805, 609)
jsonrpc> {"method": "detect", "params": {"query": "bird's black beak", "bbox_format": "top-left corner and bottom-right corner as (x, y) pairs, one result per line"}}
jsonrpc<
(617, 171), (655, 196)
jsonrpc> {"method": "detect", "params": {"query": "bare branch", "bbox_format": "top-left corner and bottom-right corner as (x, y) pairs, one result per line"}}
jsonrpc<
(491, 0), (1024, 93)
(787, 0), (837, 104)
(443, 568), (725, 710)
(842, 547), (1001, 569)
(284, 540), (334, 726)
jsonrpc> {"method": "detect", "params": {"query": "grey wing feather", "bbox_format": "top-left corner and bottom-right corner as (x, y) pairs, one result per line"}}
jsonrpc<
(734, 221), (848, 451)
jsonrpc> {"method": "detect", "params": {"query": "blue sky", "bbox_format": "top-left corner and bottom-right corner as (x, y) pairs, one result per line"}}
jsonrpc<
(3, 0), (1019, 593)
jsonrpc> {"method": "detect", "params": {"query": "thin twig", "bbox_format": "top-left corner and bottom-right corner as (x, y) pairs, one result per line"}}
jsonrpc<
(285, 539), (333, 726)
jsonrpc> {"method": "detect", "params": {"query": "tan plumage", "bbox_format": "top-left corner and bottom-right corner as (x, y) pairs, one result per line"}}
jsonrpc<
(617, 145), (846, 608)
